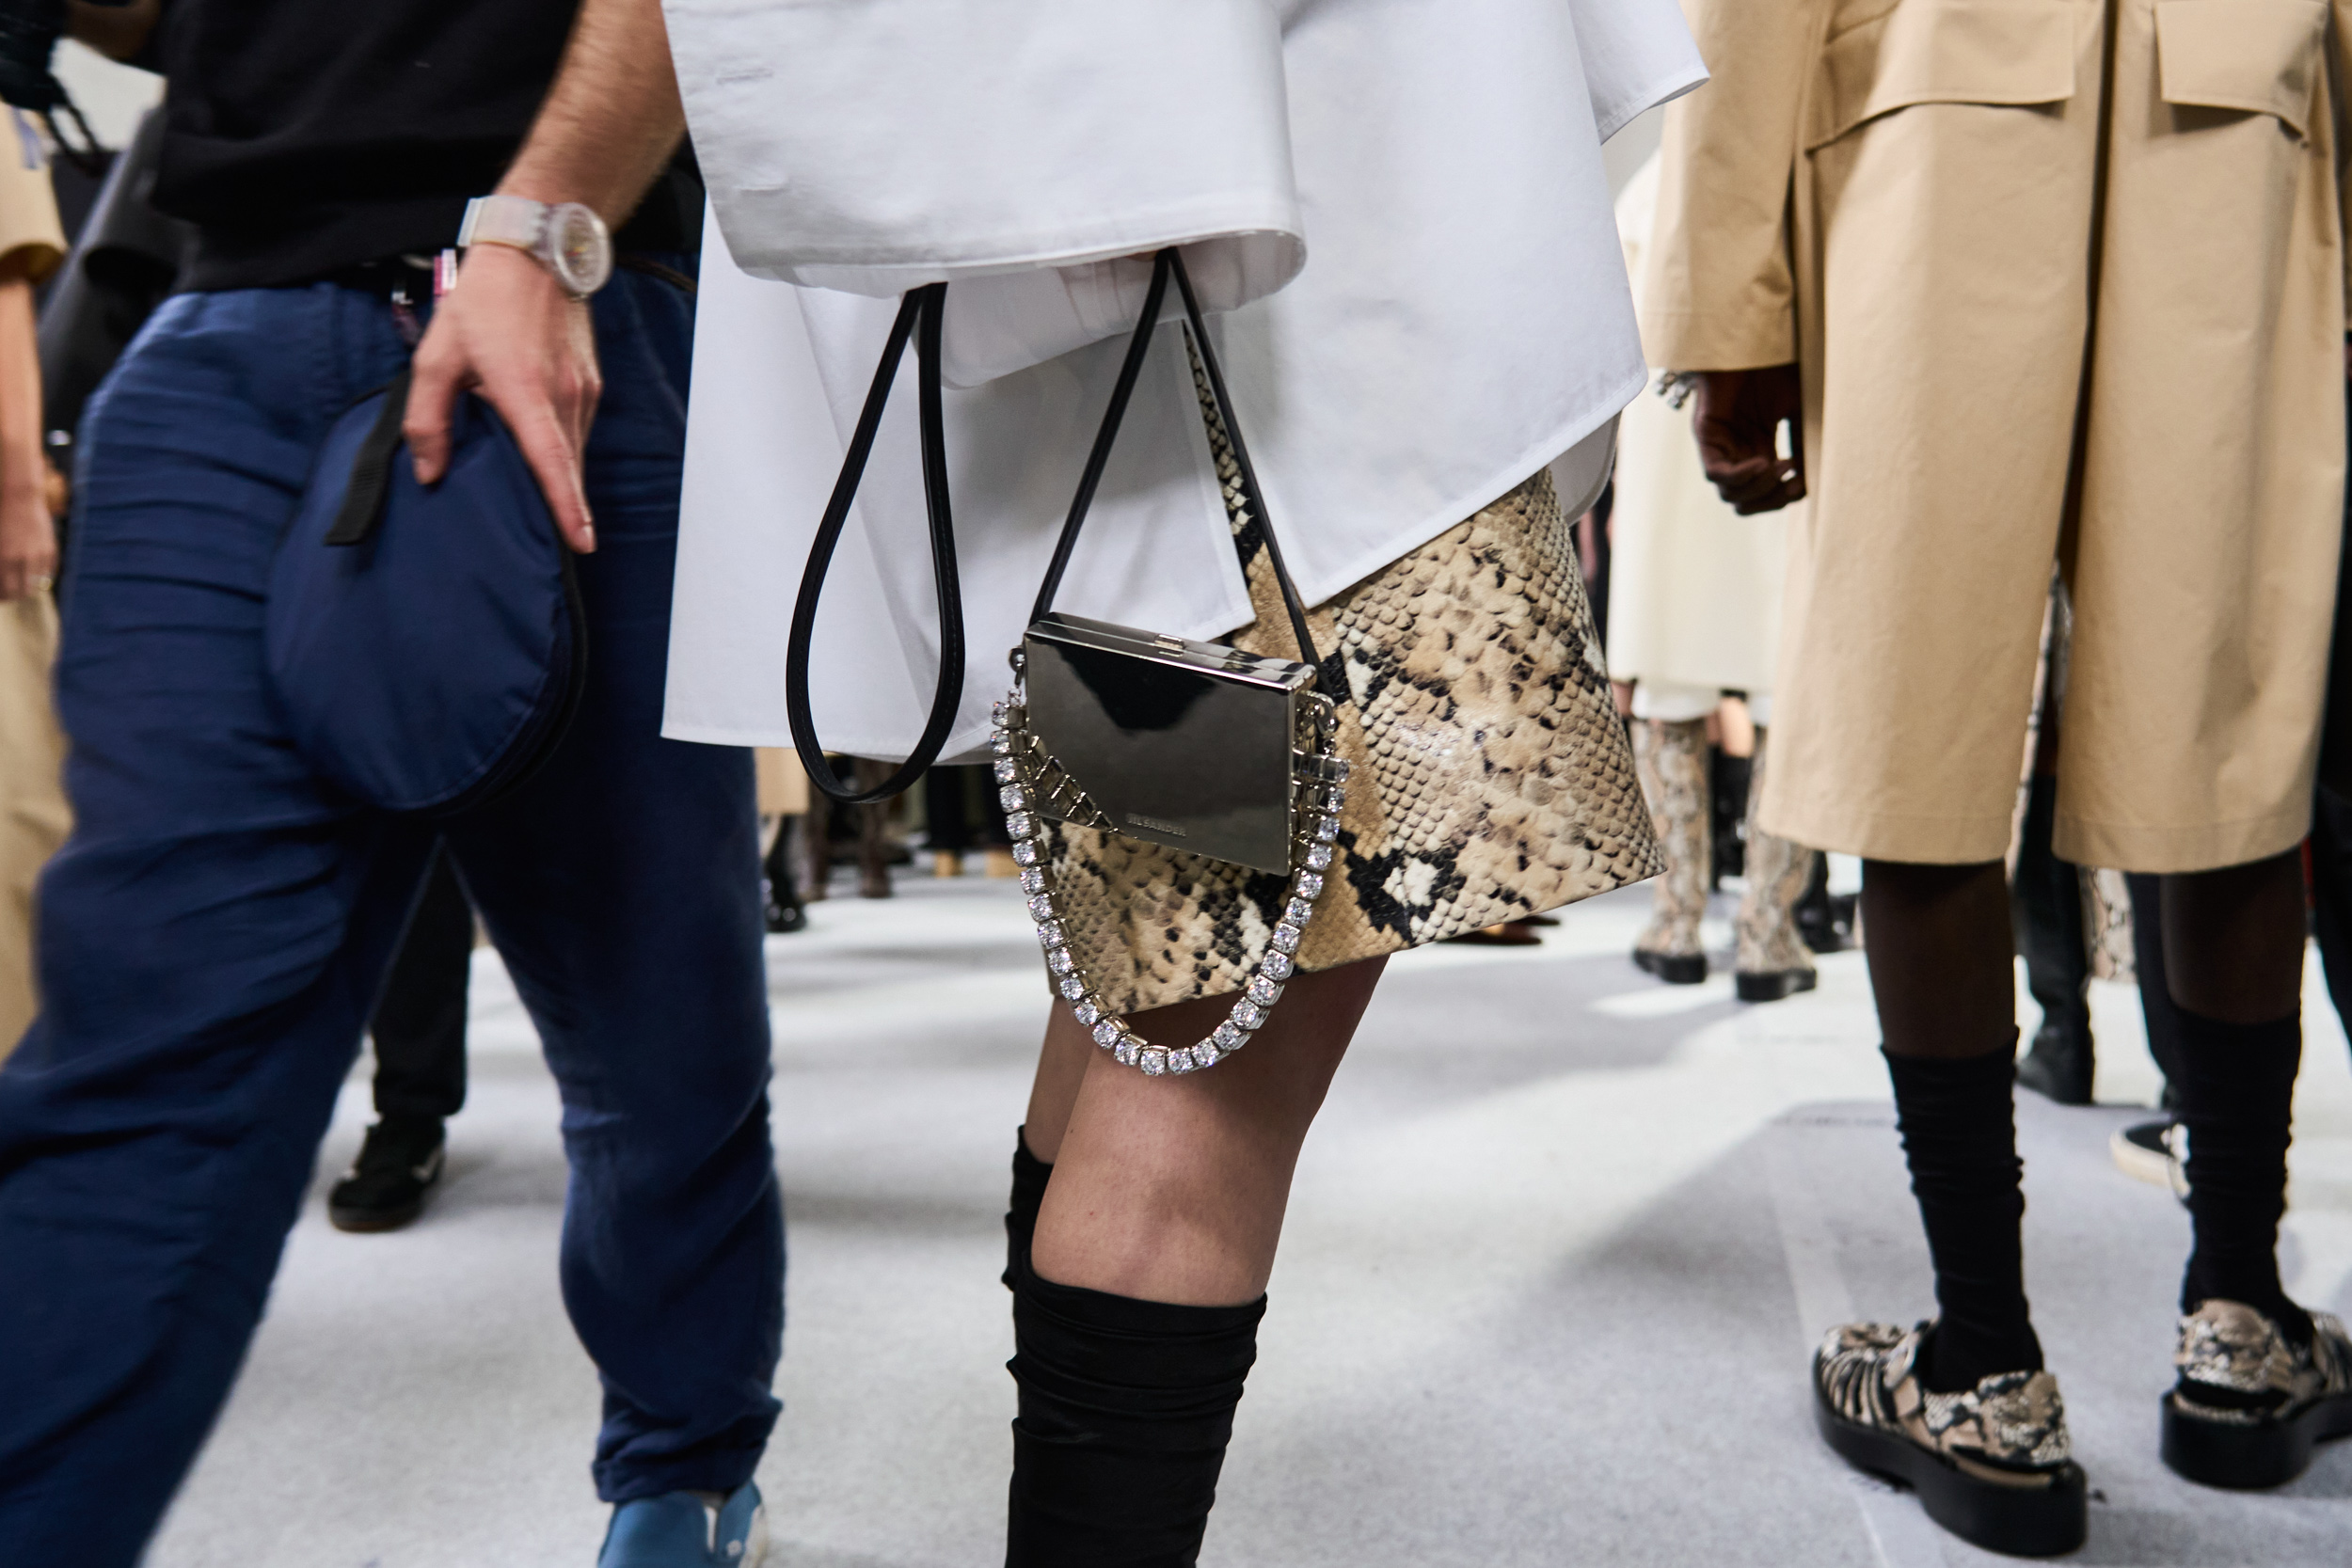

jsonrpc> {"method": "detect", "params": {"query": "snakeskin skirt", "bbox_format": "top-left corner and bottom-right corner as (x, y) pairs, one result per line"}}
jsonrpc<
(1044, 354), (1662, 1016)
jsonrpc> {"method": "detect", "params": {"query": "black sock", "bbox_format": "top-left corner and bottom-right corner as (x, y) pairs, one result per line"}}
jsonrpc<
(1007, 1259), (1263, 1568)
(1882, 1046), (2043, 1392)
(1006, 1128), (1053, 1290)
(2172, 1006), (2311, 1344)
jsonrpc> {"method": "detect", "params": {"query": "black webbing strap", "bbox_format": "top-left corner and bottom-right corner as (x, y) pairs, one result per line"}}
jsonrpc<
(324, 366), (414, 547)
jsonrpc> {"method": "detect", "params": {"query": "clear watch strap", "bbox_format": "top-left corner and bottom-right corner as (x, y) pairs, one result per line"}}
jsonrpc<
(457, 195), (545, 252)
(992, 684), (1347, 1077)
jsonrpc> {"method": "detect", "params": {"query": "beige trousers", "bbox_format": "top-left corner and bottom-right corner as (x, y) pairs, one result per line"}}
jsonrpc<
(0, 592), (67, 1060)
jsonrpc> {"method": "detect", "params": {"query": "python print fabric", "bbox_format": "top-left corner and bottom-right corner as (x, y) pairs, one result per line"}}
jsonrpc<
(1735, 729), (1819, 974)
(1815, 1323), (2074, 1469)
(2081, 866), (2134, 983)
(1041, 341), (1662, 1017)
(1632, 717), (1708, 960)
(2173, 1300), (2352, 1419)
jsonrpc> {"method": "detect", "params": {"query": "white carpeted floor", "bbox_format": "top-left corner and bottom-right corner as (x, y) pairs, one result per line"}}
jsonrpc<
(143, 875), (2352, 1567)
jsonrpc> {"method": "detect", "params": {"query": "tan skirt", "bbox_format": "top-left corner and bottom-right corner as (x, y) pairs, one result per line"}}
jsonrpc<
(1044, 360), (1661, 1015)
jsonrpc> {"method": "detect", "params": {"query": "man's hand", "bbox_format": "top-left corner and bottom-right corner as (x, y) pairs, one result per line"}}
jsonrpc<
(0, 275), (47, 599)
(0, 474), (55, 601)
(1692, 364), (1805, 515)
(405, 245), (601, 553)
(395, 0), (686, 555)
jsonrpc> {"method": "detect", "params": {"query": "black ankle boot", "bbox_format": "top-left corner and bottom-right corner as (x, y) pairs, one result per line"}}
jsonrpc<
(1005, 1128), (1052, 1288)
(2014, 1022), (2093, 1108)
(1007, 1259), (1263, 1568)
(326, 1115), (446, 1233)
(1795, 857), (1857, 954)
(1709, 747), (1751, 888)
(761, 819), (806, 934)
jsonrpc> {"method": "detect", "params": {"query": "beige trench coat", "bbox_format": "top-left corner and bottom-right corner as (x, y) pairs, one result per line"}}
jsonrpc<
(1643, 0), (2350, 872)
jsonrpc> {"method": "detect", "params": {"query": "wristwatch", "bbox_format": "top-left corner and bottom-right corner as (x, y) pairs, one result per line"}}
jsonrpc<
(458, 196), (613, 298)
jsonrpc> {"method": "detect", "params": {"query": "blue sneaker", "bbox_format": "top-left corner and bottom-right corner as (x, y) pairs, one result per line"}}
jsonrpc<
(596, 1481), (767, 1566)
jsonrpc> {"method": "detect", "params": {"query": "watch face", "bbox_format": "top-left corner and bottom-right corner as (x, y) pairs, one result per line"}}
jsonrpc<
(549, 205), (613, 296)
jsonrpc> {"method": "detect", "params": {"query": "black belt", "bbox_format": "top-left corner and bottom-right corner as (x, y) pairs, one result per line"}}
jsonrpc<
(316, 255), (437, 299)
(317, 252), (696, 298)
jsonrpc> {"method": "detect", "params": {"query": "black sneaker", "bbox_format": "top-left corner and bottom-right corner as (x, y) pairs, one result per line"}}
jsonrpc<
(327, 1117), (447, 1233)
(2014, 1021), (2093, 1106)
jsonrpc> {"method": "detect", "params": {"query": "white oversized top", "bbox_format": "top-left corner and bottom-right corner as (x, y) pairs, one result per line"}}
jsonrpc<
(659, 0), (1706, 759)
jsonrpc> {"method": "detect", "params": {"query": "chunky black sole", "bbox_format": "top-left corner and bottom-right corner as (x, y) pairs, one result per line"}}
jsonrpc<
(327, 1196), (427, 1233)
(1814, 1388), (2087, 1557)
(2161, 1388), (2352, 1490)
(1632, 949), (1708, 985)
(1736, 968), (1818, 1003)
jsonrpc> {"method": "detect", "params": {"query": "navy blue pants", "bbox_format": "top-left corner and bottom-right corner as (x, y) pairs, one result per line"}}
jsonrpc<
(0, 268), (782, 1566)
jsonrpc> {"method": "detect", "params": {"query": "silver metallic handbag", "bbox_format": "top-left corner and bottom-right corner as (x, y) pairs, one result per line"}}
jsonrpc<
(787, 247), (1348, 1076)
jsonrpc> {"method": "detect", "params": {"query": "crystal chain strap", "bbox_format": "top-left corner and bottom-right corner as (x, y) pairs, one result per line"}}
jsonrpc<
(987, 685), (1348, 1076)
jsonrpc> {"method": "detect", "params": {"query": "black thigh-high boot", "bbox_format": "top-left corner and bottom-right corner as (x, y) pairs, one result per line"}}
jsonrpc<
(1006, 1128), (1052, 1288)
(1007, 1257), (1264, 1568)
(2123, 872), (2186, 1101)
(2011, 775), (2093, 1104)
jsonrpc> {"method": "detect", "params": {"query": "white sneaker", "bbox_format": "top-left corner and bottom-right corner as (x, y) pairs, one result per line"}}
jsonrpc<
(2110, 1118), (2187, 1199)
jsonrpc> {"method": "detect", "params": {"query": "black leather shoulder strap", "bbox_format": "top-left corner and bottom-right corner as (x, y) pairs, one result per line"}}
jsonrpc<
(785, 286), (964, 806)
(1032, 248), (1319, 668)
(784, 248), (1319, 808)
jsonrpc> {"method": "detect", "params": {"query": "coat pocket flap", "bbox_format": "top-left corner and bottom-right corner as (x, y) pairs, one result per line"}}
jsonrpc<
(1808, 1), (2076, 150)
(2154, 0), (2325, 137)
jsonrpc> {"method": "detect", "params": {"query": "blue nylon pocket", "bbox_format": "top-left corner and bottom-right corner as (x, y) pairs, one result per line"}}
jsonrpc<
(265, 376), (584, 816)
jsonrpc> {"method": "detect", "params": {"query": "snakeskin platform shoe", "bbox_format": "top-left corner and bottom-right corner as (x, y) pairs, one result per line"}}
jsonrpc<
(2163, 1300), (2352, 1489)
(1813, 1323), (2087, 1557)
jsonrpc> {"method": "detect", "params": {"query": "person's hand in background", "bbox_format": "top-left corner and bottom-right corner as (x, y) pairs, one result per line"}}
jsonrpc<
(0, 474), (54, 600)
(1692, 365), (1805, 515)
(0, 277), (51, 599)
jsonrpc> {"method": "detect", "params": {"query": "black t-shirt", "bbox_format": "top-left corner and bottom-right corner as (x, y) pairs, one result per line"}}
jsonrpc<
(150, 0), (701, 290)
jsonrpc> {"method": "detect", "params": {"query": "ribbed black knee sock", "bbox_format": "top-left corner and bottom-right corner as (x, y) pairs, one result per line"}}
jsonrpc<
(2172, 1006), (2311, 1344)
(1006, 1128), (1053, 1289)
(1882, 1047), (2043, 1393)
(1006, 1259), (1263, 1568)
